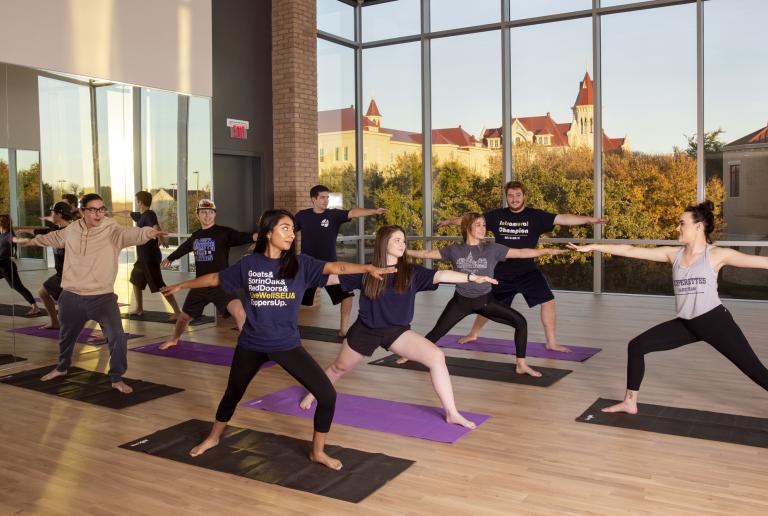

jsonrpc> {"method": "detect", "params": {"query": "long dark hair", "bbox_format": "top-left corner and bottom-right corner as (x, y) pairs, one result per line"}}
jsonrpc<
(253, 209), (299, 279)
(460, 212), (483, 243)
(363, 225), (410, 299)
(684, 200), (715, 244)
(0, 214), (10, 232)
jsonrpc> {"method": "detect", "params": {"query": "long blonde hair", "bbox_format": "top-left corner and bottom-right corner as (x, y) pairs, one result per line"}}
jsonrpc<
(363, 225), (411, 299)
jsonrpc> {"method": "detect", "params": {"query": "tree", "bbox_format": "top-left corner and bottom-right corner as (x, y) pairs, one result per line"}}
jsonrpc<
(685, 128), (725, 158)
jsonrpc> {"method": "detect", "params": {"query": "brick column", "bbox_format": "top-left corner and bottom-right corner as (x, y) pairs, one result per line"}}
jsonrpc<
(271, 0), (317, 214)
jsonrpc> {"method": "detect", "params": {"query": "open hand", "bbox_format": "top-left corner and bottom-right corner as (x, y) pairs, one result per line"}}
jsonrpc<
(160, 259), (173, 269)
(472, 275), (498, 285)
(148, 229), (169, 240)
(566, 242), (593, 252)
(160, 284), (181, 297)
(367, 265), (397, 280)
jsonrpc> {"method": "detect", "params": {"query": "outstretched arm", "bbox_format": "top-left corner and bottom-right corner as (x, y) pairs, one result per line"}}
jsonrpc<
(324, 262), (396, 285)
(17, 229), (66, 248)
(407, 249), (443, 260)
(348, 207), (388, 218)
(435, 217), (462, 230)
(433, 270), (497, 285)
(161, 272), (220, 296)
(506, 247), (569, 259)
(567, 242), (677, 263)
(554, 214), (608, 226)
(712, 247), (768, 272)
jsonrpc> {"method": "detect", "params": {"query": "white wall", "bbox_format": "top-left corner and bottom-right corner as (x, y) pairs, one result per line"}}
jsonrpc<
(0, 0), (212, 97)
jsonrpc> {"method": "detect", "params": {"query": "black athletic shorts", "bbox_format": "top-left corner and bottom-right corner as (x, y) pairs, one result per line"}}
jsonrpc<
(129, 261), (166, 293)
(42, 273), (63, 301)
(300, 284), (354, 307)
(346, 319), (410, 357)
(182, 287), (239, 319)
(492, 268), (555, 308)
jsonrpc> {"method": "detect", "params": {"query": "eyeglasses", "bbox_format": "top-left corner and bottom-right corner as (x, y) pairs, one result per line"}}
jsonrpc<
(82, 207), (108, 214)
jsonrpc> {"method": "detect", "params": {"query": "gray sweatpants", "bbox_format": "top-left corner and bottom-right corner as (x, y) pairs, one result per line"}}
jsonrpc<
(55, 290), (127, 383)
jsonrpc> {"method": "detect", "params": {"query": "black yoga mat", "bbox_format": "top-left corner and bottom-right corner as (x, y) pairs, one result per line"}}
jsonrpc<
(298, 325), (343, 343)
(0, 304), (47, 318)
(0, 354), (26, 365)
(120, 419), (414, 503)
(122, 310), (214, 326)
(0, 366), (183, 409)
(576, 398), (768, 449)
(370, 354), (572, 387)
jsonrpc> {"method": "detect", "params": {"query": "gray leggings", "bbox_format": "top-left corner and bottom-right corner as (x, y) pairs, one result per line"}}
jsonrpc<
(55, 290), (127, 383)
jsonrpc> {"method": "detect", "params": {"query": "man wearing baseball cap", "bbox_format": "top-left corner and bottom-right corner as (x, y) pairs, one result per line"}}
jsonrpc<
(34, 202), (75, 328)
(158, 199), (257, 349)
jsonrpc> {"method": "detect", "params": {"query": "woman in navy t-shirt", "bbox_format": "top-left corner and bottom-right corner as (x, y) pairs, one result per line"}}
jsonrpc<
(300, 225), (497, 430)
(162, 209), (393, 470)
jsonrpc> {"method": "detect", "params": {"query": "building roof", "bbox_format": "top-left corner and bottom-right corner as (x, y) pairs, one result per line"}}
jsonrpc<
(512, 114), (570, 146)
(574, 71), (594, 107)
(724, 123), (768, 148)
(365, 98), (382, 118)
(318, 105), (377, 132)
(603, 133), (626, 152)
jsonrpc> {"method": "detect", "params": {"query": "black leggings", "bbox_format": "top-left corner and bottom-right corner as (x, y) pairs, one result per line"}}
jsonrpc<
(216, 345), (336, 433)
(0, 259), (35, 305)
(425, 292), (528, 358)
(627, 304), (768, 392)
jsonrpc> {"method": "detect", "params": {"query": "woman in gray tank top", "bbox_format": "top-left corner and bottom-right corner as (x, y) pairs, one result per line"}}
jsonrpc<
(568, 201), (768, 415)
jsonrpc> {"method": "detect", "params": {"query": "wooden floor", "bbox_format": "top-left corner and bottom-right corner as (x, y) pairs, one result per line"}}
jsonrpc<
(1, 270), (768, 515)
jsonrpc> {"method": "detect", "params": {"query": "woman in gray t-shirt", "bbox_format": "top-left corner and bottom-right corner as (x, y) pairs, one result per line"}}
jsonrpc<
(407, 212), (567, 377)
(568, 201), (768, 415)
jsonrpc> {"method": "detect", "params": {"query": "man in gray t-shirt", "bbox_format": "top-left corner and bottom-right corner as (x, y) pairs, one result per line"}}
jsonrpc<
(440, 243), (509, 299)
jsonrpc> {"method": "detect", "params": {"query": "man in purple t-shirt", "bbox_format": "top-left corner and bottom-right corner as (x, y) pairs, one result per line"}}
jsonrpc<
(438, 180), (606, 352)
(294, 185), (388, 337)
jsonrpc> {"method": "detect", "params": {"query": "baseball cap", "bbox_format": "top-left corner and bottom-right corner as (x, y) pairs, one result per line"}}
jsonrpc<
(197, 199), (217, 211)
(50, 201), (74, 220)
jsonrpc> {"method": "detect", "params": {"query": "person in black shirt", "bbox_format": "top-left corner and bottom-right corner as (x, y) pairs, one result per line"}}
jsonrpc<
(0, 214), (40, 315)
(299, 225), (496, 429)
(123, 191), (181, 320)
(294, 184), (388, 338)
(28, 202), (74, 328)
(158, 199), (257, 349)
(438, 181), (606, 352)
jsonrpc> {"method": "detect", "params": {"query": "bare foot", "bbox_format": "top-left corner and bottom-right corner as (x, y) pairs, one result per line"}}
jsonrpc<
(545, 343), (572, 353)
(111, 381), (133, 394)
(446, 412), (477, 429)
(309, 450), (343, 470)
(601, 400), (638, 414)
(299, 393), (315, 410)
(159, 339), (178, 350)
(457, 334), (478, 345)
(42, 323), (60, 330)
(395, 356), (409, 365)
(337, 333), (346, 339)
(190, 437), (220, 457)
(41, 368), (67, 381)
(25, 306), (41, 316)
(516, 362), (542, 377)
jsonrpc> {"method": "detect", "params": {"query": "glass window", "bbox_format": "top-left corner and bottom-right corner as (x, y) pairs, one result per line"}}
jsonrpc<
(38, 76), (96, 201)
(432, 31), (502, 253)
(601, 4), (697, 294)
(141, 88), (179, 234)
(317, 39), (357, 238)
(187, 95), (212, 232)
(430, 0), (499, 32)
(15, 150), (43, 259)
(362, 0), (420, 43)
(362, 42), (421, 236)
(95, 84), (133, 221)
(509, 0), (591, 20)
(317, 0), (354, 40)
(705, 0), (768, 242)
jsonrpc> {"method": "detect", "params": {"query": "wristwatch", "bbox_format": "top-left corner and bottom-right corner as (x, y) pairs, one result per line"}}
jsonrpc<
(467, 272), (476, 282)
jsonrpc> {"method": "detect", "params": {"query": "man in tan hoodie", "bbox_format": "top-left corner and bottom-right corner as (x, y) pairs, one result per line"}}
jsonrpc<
(17, 193), (165, 394)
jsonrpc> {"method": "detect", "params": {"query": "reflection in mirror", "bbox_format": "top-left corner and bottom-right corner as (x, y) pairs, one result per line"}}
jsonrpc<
(1, 59), (213, 371)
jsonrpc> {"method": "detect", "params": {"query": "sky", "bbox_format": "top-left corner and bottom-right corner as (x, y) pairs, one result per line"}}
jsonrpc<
(318, 0), (768, 154)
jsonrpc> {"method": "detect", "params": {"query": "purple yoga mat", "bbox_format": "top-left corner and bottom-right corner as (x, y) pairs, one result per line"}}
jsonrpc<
(9, 325), (143, 345)
(243, 385), (489, 443)
(131, 340), (275, 369)
(435, 334), (601, 362)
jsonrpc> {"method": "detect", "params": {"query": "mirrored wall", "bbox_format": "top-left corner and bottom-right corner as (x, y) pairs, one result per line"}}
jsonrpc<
(0, 61), (212, 369)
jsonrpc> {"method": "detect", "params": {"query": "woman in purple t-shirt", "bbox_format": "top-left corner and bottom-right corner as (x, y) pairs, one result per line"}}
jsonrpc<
(300, 224), (497, 429)
(162, 210), (393, 470)
(406, 212), (567, 377)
